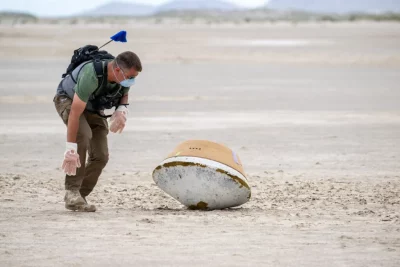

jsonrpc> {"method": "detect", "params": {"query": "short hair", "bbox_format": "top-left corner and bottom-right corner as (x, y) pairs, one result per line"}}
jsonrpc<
(115, 51), (142, 72)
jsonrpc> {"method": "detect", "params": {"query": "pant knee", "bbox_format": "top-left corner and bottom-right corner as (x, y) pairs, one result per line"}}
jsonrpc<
(100, 155), (109, 166)
(90, 154), (109, 167)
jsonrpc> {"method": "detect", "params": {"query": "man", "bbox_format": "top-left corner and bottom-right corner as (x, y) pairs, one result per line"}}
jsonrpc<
(53, 51), (142, 212)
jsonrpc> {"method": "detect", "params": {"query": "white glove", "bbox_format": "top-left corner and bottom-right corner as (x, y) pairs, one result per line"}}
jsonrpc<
(109, 105), (128, 134)
(61, 142), (81, 176)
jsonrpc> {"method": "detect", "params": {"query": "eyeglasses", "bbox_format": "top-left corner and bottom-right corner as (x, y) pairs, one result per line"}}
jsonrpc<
(115, 60), (136, 80)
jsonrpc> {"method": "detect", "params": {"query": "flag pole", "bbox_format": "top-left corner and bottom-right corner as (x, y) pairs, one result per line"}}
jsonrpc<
(97, 40), (113, 50)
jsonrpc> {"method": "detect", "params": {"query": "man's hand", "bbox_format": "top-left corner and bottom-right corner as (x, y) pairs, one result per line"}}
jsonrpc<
(62, 142), (81, 176)
(109, 105), (128, 133)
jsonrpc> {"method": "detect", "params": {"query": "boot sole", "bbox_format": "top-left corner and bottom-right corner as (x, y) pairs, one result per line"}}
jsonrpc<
(65, 197), (85, 206)
(65, 203), (96, 212)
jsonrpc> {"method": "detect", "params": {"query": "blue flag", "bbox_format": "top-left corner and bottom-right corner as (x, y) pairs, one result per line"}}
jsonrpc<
(110, 30), (127, 43)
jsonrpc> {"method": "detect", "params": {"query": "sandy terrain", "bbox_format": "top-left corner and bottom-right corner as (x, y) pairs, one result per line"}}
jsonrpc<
(0, 22), (399, 266)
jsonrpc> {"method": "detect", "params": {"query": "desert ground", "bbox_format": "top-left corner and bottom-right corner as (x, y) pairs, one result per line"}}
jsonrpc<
(0, 21), (399, 266)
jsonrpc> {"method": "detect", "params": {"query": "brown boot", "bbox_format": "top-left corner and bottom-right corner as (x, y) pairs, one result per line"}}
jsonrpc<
(76, 203), (97, 212)
(64, 190), (85, 211)
(77, 197), (96, 212)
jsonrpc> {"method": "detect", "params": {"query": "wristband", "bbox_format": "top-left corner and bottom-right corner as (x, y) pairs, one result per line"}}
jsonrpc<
(66, 142), (77, 153)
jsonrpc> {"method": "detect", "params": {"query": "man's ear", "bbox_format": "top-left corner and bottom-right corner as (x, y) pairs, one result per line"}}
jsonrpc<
(113, 62), (119, 71)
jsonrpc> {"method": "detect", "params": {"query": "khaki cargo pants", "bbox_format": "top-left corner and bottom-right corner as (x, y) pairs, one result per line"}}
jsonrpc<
(53, 95), (109, 197)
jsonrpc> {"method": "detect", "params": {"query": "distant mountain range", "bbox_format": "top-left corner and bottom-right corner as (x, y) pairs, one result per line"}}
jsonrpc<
(80, 0), (240, 17)
(2, 0), (400, 18)
(266, 0), (400, 14)
(80, 2), (155, 17)
(157, 0), (238, 12)
(73, 0), (400, 17)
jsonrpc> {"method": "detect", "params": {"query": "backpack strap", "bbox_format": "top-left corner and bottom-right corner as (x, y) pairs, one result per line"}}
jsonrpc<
(93, 59), (107, 91)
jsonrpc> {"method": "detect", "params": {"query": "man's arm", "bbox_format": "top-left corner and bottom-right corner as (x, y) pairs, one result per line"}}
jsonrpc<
(119, 93), (129, 105)
(67, 93), (86, 143)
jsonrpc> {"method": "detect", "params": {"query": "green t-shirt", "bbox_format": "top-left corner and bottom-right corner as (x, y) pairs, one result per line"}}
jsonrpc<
(74, 61), (129, 103)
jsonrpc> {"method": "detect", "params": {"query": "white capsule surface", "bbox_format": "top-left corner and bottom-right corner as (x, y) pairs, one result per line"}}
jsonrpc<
(153, 156), (251, 210)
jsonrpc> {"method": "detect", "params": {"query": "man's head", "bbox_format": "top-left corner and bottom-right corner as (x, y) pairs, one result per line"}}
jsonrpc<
(111, 51), (142, 86)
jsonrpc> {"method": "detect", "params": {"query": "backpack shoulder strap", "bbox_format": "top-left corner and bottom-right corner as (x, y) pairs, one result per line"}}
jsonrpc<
(93, 59), (107, 91)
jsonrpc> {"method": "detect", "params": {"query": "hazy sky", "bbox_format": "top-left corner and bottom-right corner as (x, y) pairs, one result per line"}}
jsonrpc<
(1, 0), (269, 16)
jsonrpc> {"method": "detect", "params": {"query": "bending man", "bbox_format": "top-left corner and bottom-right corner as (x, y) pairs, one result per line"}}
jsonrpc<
(54, 51), (142, 212)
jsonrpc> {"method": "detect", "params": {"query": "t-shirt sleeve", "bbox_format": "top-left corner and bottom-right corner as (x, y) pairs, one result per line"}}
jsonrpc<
(74, 64), (98, 102)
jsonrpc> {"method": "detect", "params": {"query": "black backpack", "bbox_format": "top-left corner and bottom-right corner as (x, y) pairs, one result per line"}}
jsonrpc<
(61, 44), (115, 85)
(61, 45), (124, 116)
